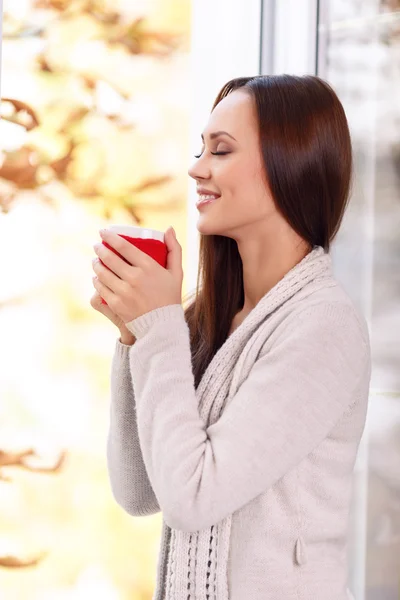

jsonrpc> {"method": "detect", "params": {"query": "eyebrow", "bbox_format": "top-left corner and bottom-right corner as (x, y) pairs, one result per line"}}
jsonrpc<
(201, 130), (237, 142)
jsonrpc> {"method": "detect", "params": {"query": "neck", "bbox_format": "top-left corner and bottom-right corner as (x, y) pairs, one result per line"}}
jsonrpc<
(236, 229), (312, 315)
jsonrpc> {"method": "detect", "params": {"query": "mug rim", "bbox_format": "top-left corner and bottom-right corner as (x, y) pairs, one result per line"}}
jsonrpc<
(107, 224), (165, 242)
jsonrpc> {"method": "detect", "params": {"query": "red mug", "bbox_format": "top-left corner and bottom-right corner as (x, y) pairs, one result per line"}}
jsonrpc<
(99, 225), (168, 305)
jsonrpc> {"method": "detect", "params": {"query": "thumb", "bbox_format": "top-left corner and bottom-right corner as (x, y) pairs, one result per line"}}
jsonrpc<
(165, 227), (182, 275)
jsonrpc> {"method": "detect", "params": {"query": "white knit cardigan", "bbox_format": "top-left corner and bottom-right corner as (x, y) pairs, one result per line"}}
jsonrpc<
(106, 246), (371, 600)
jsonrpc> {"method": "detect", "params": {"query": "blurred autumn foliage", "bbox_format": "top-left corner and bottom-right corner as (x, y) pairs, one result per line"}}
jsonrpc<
(0, 448), (65, 568)
(0, 0), (190, 590)
(0, 0), (189, 220)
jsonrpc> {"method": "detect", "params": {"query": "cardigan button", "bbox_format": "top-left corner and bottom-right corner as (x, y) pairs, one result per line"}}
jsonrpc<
(294, 536), (308, 565)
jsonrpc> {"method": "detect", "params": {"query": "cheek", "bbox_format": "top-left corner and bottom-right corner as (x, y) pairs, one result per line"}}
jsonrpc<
(222, 159), (273, 218)
(218, 157), (260, 193)
(227, 159), (264, 199)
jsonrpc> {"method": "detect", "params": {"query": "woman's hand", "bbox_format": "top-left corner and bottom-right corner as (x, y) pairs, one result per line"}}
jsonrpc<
(90, 290), (125, 330)
(91, 227), (183, 325)
(90, 290), (135, 344)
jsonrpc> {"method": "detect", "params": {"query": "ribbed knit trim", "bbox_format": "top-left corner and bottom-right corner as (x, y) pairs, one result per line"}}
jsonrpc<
(125, 304), (184, 340)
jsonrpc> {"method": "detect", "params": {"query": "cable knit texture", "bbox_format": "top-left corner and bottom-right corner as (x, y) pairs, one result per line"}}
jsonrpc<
(106, 246), (371, 600)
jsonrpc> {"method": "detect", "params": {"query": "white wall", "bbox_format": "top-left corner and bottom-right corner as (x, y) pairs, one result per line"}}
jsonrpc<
(185, 0), (262, 293)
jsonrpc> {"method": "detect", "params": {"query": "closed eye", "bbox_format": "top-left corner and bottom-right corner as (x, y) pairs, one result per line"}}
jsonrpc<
(194, 151), (231, 159)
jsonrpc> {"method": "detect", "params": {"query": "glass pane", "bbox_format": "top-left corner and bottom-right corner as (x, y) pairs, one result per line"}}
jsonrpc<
(0, 0), (191, 597)
(317, 2), (400, 599)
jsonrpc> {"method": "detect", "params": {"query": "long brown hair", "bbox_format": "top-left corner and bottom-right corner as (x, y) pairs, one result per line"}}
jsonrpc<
(183, 74), (353, 389)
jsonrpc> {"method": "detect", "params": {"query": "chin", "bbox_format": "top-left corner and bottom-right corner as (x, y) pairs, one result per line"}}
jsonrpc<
(197, 221), (237, 239)
(196, 219), (218, 236)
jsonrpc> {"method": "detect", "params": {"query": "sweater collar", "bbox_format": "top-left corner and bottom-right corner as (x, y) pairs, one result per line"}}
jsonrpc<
(228, 245), (332, 344)
(196, 245), (332, 405)
(256, 245), (331, 312)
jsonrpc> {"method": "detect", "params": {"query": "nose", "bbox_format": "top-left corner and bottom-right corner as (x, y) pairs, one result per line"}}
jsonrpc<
(188, 154), (211, 181)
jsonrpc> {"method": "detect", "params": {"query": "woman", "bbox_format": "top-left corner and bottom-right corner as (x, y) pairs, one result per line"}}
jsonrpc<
(91, 74), (371, 600)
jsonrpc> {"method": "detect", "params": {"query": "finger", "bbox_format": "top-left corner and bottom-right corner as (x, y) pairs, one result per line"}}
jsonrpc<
(165, 227), (183, 276)
(90, 291), (106, 311)
(90, 291), (118, 321)
(90, 291), (101, 308)
(99, 230), (153, 269)
(92, 257), (124, 293)
(90, 292), (108, 314)
(92, 275), (115, 306)
(93, 243), (133, 280)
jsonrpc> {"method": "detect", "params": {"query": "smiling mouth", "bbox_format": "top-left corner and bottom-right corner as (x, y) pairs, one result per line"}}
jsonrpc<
(196, 194), (220, 209)
(197, 192), (221, 200)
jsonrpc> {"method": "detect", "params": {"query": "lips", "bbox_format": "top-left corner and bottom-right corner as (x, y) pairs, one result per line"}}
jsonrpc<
(196, 195), (220, 209)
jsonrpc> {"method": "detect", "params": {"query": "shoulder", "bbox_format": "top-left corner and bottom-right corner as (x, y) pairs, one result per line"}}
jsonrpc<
(306, 281), (368, 345)
(263, 279), (371, 374)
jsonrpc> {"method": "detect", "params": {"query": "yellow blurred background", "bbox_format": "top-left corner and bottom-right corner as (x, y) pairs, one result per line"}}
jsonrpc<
(0, 1), (191, 598)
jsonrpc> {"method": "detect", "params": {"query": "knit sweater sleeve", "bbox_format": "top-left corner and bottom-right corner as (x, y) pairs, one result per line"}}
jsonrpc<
(106, 338), (161, 516)
(122, 302), (370, 533)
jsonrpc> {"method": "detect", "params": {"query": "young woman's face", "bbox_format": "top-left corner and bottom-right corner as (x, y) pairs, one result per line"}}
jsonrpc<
(188, 90), (277, 240)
